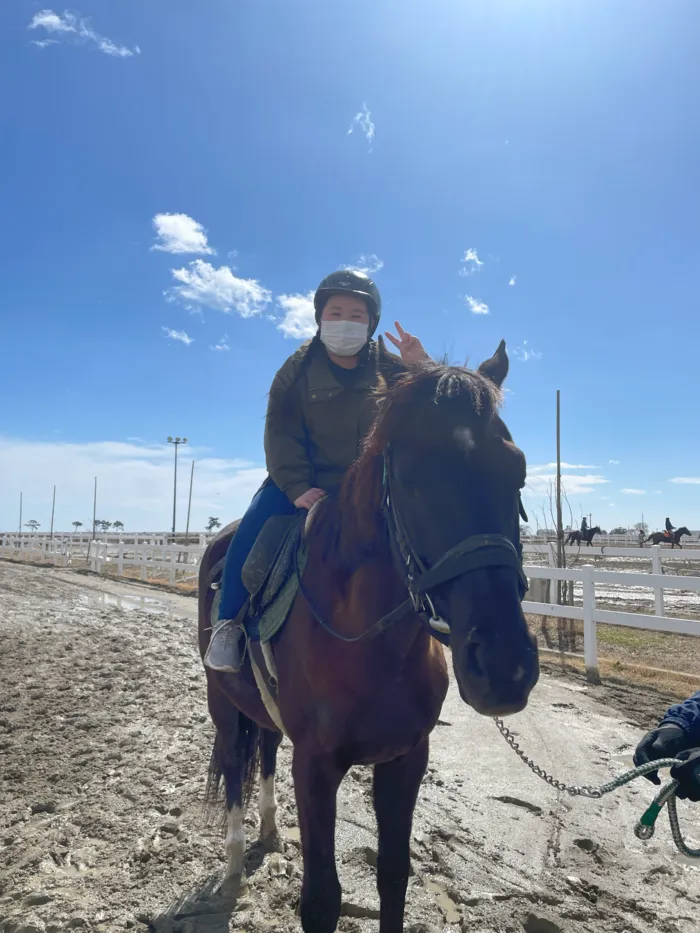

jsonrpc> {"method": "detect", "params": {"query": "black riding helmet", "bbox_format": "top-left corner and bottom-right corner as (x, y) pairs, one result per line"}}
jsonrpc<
(313, 270), (382, 337)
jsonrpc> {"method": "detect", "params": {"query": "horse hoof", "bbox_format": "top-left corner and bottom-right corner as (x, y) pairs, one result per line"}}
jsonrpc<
(261, 830), (285, 854)
(219, 872), (247, 899)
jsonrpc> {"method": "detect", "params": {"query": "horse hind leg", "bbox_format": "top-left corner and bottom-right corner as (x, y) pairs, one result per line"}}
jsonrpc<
(206, 712), (260, 893)
(259, 728), (283, 850)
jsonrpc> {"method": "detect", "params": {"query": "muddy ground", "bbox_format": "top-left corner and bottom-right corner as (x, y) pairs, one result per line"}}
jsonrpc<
(1, 561), (699, 933)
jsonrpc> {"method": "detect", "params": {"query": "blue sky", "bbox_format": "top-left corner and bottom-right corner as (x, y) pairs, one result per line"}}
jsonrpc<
(1, 0), (698, 533)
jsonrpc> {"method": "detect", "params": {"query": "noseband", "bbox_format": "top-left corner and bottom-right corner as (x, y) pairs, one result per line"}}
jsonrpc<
(382, 452), (529, 645)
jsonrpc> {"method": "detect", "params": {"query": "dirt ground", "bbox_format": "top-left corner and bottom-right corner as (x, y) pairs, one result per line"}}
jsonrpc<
(1, 561), (700, 933)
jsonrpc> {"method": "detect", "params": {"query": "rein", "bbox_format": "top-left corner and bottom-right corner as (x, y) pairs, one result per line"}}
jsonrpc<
(295, 452), (528, 645)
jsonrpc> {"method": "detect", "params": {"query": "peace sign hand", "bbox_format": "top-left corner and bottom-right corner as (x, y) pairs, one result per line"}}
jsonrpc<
(384, 321), (430, 364)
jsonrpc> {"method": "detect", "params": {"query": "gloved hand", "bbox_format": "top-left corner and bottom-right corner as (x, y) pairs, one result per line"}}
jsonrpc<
(670, 749), (700, 802)
(634, 723), (688, 785)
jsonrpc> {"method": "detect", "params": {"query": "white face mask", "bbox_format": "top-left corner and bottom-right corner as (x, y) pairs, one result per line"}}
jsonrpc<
(320, 320), (369, 357)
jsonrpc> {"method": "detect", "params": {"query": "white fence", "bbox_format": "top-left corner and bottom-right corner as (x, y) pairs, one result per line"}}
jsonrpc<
(0, 534), (203, 584)
(2, 535), (700, 684)
(524, 533), (700, 548)
(522, 543), (700, 681)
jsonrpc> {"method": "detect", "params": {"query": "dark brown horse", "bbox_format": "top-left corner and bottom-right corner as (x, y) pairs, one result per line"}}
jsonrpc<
(566, 526), (601, 546)
(198, 342), (539, 933)
(647, 526), (692, 548)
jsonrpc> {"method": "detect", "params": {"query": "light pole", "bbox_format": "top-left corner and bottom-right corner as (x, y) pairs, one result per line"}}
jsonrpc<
(167, 436), (188, 537)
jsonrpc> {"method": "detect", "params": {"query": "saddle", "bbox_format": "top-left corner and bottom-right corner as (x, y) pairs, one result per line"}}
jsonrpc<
(209, 512), (307, 648)
(241, 513), (307, 642)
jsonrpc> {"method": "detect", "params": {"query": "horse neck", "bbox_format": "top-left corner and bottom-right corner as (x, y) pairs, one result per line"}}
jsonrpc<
(305, 469), (420, 643)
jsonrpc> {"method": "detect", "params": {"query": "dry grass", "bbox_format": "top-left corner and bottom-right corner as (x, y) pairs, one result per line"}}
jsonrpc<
(528, 613), (700, 699)
(99, 562), (198, 593)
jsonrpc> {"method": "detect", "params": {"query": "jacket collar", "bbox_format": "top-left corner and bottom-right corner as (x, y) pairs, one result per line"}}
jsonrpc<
(306, 341), (378, 392)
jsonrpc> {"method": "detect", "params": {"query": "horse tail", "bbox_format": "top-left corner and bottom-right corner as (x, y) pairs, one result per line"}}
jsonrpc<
(204, 711), (260, 826)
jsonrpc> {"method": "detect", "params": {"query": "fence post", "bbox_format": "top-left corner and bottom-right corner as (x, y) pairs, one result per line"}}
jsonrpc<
(169, 550), (176, 585)
(118, 546), (124, 578)
(140, 548), (147, 582)
(582, 564), (600, 684)
(651, 546), (664, 617)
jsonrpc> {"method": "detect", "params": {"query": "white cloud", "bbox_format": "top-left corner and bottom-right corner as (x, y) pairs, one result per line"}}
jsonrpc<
(29, 9), (140, 57)
(621, 488), (646, 495)
(276, 292), (317, 339)
(211, 335), (230, 352)
(459, 249), (484, 277)
(508, 276), (516, 286)
(152, 213), (214, 255)
(670, 477), (700, 485)
(528, 463), (600, 473)
(513, 341), (542, 362)
(347, 103), (375, 148)
(162, 327), (193, 346)
(525, 472), (609, 496)
(0, 436), (266, 533)
(167, 260), (272, 317)
(609, 459), (620, 465)
(30, 10), (77, 32)
(348, 254), (384, 276)
(31, 38), (59, 48)
(465, 295), (489, 315)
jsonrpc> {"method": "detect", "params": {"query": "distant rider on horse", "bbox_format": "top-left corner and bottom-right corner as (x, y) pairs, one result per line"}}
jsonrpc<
(580, 517), (588, 536)
(205, 270), (430, 672)
(665, 516), (675, 540)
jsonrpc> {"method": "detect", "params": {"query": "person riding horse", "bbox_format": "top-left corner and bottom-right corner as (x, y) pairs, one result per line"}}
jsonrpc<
(665, 516), (675, 539)
(205, 270), (429, 671)
(580, 517), (588, 535)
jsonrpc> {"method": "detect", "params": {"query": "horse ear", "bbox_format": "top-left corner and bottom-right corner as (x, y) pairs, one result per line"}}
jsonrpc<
(478, 339), (509, 387)
(377, 336), (409, 387)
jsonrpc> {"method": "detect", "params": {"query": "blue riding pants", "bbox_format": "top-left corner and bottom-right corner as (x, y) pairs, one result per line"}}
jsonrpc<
(217, 477), (297, 622)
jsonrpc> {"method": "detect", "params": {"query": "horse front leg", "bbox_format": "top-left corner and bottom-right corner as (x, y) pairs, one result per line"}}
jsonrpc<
(373, 740), (430, 933)
(293, 747), (348, 933)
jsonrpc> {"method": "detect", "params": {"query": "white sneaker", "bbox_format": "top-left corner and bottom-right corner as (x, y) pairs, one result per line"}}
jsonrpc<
(204, 620), (246, 673)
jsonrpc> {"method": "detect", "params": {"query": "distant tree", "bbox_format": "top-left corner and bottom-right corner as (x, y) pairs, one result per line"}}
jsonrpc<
(520, 524), (533, 537)
(610, 527), (628, 535)
(633, 521), (649, 535)
(72, 521), (83, 533)
(206, 516), (221, 532)
(94, 519), (111, 534)
(113, 521), (124, 532)
(25, 520), (40, 533)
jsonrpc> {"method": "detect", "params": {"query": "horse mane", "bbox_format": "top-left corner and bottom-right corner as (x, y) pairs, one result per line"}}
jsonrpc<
(308, 362), (503, 573)
(362, 362), (502, 457)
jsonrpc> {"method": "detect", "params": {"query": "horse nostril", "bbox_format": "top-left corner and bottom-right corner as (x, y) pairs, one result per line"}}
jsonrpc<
(465, 643), (484, 679)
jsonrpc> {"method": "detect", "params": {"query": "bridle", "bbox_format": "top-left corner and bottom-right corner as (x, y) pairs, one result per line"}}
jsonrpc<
(295, 450), (528, 646)
(381, 450), (528, 645)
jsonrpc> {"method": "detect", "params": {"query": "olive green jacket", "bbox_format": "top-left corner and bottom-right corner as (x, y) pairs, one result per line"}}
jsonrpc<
(264, 341), (384, 504)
